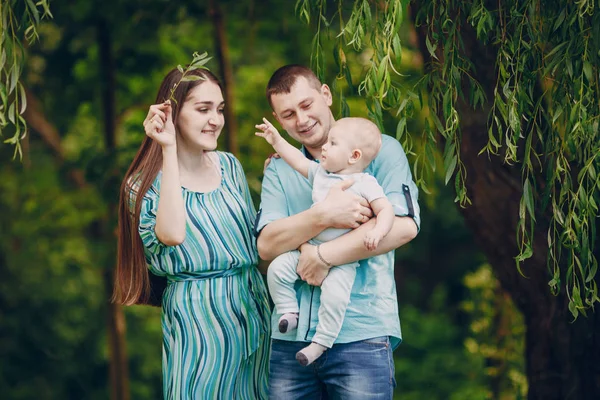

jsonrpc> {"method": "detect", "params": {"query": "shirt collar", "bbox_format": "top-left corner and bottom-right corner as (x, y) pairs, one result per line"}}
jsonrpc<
(301, 146), (321, 163)
(301, 146), (314, 160)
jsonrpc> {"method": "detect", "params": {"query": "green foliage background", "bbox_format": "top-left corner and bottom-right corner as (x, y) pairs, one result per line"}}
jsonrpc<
(0, 0), (525, 398)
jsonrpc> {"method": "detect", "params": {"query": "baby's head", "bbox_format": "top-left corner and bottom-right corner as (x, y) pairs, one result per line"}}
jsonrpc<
(321, 117), (382, 174)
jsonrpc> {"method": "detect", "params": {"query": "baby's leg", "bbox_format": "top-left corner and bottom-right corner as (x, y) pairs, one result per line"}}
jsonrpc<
(296, 263), (358, 366)
(266, 250), (301, 333)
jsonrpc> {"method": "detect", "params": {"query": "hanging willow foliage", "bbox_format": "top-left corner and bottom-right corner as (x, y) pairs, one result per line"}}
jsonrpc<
(0, 0), (52, 159)
(296, 0), (600, 318)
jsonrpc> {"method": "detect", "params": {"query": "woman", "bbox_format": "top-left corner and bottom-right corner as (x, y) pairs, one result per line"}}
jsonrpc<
(113, 67), (270, 399)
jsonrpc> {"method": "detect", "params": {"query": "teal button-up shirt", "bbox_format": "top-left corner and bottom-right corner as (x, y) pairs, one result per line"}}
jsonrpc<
(257, 134), (420, 349)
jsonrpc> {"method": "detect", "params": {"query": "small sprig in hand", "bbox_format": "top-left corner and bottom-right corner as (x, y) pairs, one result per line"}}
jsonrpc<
(255, 118), (283, 146)
(168, 52), (212, 104)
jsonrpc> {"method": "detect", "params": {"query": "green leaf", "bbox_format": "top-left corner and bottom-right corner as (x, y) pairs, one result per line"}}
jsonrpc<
(552, 105), (563, 124)
(18, 83), (26, 114)
(444, 154), (457, 185)
(425, 141), (436, 172)
(376, 57), (387, 88)
(332, 43), (340, 67)
(192, 51), (209, 61)
(191, 56), (212, 67)
(395, 118), (406, 141)
(566, 58), (573, 77)
(509, 106), (520, 133)
(583, 62), (593, 83)
(425, 35), (438, 60)
(341, 97), (350, 118)
(553, 9), (566, 32)
(523, 179), (536, 221)
(26, 0), (40, 24)
(442, 90), (452, 120)
(9, 65), (19, 94)
(319, 13), (330, 28)
(363, 0), (372, 25)
(552, 201), (565, 225)
(0, 49), (6, 72)
(544, 42), (568, 60)
(586, 259), (598, 283)
(432, 113), (444, 134)
(573, 284), (583, 307)
(515, 243), (533, 263)
(8, 102), (15, 124)
(392, 34), (402, 64)
(395, 1), (403, 27)
(344, 66), (354, 93)
(181, 75), (203, 82)
(568, 299), (579, 319)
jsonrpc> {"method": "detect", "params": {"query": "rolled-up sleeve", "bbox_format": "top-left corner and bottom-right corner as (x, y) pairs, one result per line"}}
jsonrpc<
(255, 161), (289, 237)
(373, 137), (421, 231)
(138, 186), (177, 256)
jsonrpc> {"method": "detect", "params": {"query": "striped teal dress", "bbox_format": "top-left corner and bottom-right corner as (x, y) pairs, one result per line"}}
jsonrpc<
(138, 151), (270, 399)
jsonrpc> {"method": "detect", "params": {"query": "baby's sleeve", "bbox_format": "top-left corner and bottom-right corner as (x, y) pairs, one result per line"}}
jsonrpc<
(359, 174), (387, 204)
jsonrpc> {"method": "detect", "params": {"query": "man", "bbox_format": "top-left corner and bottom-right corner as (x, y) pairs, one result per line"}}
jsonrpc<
(256, 65), (420, 399)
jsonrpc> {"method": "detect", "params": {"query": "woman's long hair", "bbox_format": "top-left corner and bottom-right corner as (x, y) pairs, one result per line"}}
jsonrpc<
(113, 68), (222, 305)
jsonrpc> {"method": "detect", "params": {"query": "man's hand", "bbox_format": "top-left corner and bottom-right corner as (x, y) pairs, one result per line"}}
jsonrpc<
(263, 153), (280, 173)
(319, 180), (373, 229)
(297, 243), (329, 286)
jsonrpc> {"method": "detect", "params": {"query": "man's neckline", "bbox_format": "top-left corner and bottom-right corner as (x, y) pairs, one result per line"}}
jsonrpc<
(301, 146), (316, 161)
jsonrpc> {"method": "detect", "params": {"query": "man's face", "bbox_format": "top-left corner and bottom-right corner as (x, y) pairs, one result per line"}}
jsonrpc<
(270, 77), (334, 152)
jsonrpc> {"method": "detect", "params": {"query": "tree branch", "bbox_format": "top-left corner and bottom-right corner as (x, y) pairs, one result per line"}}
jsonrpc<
(22, 87), (86, 188)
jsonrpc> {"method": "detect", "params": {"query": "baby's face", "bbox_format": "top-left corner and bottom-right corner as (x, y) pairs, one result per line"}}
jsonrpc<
(320, 126), (356, 173)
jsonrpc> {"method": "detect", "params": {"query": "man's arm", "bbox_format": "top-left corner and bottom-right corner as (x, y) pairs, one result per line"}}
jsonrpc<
(321, 216), (417, 265)
(257, 205), (327, 261)
(297, 216), (417, 285)
(257, 179), (372, 260)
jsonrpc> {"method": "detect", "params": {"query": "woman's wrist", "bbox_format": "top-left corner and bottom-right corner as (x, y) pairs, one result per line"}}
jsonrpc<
(162, 144), (177, 156)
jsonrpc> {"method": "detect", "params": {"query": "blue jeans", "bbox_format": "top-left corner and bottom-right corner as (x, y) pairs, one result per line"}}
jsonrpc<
(269, 336), (396, 399)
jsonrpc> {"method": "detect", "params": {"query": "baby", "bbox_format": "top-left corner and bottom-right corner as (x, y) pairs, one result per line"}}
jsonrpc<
(255, 117), (394, 366)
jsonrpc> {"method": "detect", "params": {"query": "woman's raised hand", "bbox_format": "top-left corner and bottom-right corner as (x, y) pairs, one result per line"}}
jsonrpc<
(143, 101), (176, 148)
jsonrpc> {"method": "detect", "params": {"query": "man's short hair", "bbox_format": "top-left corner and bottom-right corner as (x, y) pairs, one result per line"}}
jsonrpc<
(266, 65), (322, 108)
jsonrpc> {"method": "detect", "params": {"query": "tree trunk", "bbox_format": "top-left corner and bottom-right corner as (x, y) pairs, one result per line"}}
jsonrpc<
(98, 18), (130, 400)
(411, 4), (600, 399)
(23, 83), (131, 399)
(208, 0), (238, 155)
(23, 19), (130, 400)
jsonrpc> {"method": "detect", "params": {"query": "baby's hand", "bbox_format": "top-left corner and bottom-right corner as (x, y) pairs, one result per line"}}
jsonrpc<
(255, 118), (282, 146)
(364, 229), (384, 251)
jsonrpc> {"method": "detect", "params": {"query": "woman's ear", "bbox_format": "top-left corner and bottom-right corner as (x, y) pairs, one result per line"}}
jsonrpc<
(348, 149), (362, 165)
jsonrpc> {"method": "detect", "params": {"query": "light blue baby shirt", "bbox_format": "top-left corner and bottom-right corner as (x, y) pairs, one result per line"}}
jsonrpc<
(256, 134), (420, 349)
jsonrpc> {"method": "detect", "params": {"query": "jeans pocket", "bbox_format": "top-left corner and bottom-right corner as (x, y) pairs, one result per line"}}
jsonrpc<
(362, 336), (390, 347)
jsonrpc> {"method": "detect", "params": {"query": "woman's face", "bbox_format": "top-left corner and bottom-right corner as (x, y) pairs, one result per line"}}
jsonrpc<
(176, 81), (225, 151)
